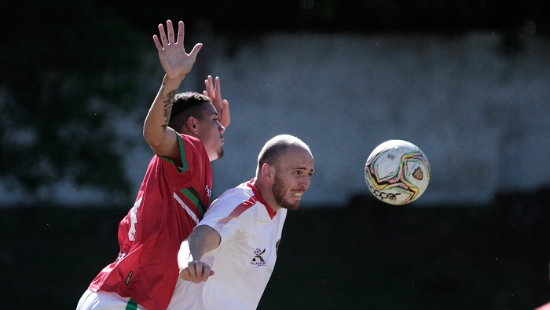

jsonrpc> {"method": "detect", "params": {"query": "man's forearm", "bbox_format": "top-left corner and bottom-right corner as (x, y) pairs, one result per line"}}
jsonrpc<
(178, 225), (221, 270)
(143, 75), (182, 146)
(188, 225), (221, 260)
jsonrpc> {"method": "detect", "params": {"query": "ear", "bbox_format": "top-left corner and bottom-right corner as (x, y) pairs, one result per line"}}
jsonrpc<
(260, 163), (275, 182)
(185, 116), (199, 135)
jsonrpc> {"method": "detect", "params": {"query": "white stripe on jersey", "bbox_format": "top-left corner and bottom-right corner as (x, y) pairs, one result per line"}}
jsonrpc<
(173, 192), (199, 225)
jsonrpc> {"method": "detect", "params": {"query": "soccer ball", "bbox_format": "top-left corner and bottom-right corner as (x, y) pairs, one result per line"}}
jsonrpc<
(364, 140), (431, 205)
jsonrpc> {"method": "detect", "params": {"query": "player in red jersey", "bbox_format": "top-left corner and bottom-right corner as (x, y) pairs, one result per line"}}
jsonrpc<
(76, 20), (230, 310)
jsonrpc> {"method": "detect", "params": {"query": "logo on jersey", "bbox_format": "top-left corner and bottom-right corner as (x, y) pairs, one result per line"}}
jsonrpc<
(125, 271), (134, 286)
(251, 248), (266, 267)
(205, 185), (212, 198)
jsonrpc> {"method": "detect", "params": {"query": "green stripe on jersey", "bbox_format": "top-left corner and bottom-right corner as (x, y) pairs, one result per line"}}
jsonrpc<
(125, 298), (138, 310)
(158, 134), (188, 173)
(176, 134), (188, 172)
(181, 187), (207, 218)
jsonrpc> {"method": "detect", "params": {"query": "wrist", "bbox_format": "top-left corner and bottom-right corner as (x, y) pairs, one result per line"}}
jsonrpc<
(164, 73), (185, 86)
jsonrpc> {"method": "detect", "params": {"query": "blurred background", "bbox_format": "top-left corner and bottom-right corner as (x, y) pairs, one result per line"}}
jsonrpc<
(1, 0), (550, 309)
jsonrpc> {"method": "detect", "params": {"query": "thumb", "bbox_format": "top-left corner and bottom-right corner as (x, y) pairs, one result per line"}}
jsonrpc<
(189, 43), (203, 58)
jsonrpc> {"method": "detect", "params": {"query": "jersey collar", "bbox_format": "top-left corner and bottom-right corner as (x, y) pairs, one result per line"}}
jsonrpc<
(247, 179), (276, 219)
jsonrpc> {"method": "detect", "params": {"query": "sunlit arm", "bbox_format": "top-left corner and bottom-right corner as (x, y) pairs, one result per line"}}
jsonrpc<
(143, 75), (181, 158)
(178, 225), (221, 283)
(143, 20), (202, 159)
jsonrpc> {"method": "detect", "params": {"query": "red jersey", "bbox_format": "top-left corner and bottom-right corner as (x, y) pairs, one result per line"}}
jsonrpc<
(89, 134), (212, 310)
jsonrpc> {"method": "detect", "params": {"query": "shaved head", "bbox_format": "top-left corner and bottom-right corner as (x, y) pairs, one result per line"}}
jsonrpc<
(256, 134), (312, 175)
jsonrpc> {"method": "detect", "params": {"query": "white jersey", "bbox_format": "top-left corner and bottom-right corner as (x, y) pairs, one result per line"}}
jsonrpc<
(168, 180), (287, 310)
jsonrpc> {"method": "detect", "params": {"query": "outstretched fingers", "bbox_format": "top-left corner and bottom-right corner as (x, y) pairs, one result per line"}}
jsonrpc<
(152, 34), (162, 51)
(203, 75), (214, 97)
(220, 99), (231, 128)
(152, 23), (165, 51)
(202, 75), (230, 128)
(152, 20), (203, 78)
(158, 22), (168, 48)
(152, 20), (180, 51)
(166, 20), (176, 46)
(177, 21), (185, 46)
(214, 76), (222, 99)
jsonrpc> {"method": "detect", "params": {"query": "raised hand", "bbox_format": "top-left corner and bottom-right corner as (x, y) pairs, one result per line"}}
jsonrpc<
(203, 75), (231, 128)
(153, 20), (202, 80)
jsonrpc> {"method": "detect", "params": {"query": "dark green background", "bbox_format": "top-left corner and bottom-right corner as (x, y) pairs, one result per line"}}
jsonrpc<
(2, 193), (550, 309)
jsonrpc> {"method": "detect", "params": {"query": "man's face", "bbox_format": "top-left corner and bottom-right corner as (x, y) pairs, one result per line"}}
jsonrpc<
(196, 103), (225, 161)
(271, 146), (314, 210)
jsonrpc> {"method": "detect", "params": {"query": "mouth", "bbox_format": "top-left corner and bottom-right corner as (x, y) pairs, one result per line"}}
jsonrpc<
(292, 192), (304, 199)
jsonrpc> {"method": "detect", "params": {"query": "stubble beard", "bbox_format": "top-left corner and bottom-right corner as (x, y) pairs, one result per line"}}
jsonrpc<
(272, 175), (300, 211)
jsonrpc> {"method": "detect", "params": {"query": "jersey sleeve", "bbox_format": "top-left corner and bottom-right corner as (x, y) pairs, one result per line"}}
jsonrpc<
(198, 188), (256, 248)
(157, 134), (199, 174)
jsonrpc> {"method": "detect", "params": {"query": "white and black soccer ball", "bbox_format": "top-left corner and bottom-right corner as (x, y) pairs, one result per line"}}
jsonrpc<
(364, 140), (431, 205)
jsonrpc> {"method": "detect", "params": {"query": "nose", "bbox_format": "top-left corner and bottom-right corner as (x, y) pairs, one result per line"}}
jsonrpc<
(300, 176), (311, 191)
(219, 123), (225, 134)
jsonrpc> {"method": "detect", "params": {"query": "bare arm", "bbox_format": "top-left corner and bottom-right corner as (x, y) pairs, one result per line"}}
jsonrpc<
(178, 225), (221, 283)
(143, 76), (182, 159)
(143, 20), (202, 159)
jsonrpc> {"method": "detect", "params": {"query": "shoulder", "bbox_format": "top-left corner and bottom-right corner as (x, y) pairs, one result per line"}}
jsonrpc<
(174, 134), (209, 170)
(202, 183), (258, 221)
(200, 183), (259, 238)
(210, 183), (254, 211)
(177, 133), (204, 150)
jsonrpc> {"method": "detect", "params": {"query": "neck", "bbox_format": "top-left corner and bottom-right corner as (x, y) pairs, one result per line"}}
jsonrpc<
(252, 178), (280, 213)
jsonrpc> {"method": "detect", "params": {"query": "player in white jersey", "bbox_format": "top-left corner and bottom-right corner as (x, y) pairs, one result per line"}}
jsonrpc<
(167, 134), (315, 310)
